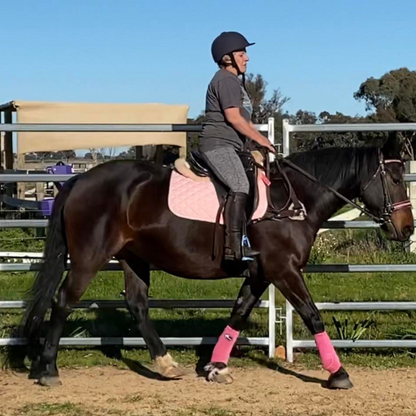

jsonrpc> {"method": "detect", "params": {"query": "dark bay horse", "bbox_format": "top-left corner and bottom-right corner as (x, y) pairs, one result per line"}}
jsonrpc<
(16, 139), (413, 389)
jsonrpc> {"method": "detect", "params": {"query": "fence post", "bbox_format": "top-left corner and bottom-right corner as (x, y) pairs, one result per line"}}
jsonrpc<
(286, 300), (294, 362)
(407, 160), (416, 252)
(282, 119), (290, 156)
(268, 285), (276, 357)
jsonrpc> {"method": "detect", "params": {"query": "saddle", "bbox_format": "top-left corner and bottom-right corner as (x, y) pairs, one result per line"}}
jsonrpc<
(171, 149), (307, 225)
(174, 150), (262, 221)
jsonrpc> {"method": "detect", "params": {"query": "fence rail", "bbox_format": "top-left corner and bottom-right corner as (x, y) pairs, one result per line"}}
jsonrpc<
(3, 120), (416, 361)
(3, 262), (416, 273)
(0, 120), (277, 356)
(282, 120), (416, 362)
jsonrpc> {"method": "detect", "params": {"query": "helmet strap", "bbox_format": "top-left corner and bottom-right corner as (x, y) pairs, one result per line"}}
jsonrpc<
(230, 53), (242, 76)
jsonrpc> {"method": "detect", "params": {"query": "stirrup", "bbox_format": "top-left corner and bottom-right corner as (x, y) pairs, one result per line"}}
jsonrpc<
(242, 235), (259, 261)
(224, 235), (259, 262)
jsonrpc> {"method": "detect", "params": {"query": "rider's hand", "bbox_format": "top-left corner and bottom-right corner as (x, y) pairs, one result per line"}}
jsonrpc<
(264, 142), (276, 154)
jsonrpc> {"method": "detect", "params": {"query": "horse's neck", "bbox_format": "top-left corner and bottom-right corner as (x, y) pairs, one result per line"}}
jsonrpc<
(284, 150), (374, 231)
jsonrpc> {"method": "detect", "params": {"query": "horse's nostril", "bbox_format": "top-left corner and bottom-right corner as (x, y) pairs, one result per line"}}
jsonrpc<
(404, 225), (414, 238)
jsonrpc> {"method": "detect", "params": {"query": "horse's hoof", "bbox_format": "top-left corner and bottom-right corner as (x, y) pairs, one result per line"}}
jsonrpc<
(160, 366), (184, 379)
(327, 367), (353, 390)
(204, 362), (233, 384)
(38, 376), (62, 387)
(155, 353), (183, 379)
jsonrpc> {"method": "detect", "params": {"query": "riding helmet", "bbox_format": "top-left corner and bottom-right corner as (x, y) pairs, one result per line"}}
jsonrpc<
(211, 31), (255, 64)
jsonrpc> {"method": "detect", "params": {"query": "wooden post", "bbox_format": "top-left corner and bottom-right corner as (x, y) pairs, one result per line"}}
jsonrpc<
(154, 145), (164, 165)
(4, 110), (13, 169)
(3, 111), (14, 196)
(135, 146), (143, 160)
(17, 154), (26, 200)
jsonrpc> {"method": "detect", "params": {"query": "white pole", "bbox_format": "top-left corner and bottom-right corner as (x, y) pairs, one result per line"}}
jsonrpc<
(282, 119), (290, 156)
(406, 160), (416, 252)
(286, 300), (294, 362)
(268, 117), (275, 162)
(282, 120), (293, 361)
(266, 117), (276, 357)
(268, 285), (276, 358)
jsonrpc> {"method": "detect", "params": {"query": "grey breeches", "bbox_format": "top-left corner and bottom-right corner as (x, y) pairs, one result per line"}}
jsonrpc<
(201, 147), (250, 195)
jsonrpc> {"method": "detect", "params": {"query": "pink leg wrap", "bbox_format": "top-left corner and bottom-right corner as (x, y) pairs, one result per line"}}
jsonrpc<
(211, 325), (239, 364)
(314, 331), (341, 374)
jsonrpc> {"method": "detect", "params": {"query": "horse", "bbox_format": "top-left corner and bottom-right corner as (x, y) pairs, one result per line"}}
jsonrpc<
(13, 136), (413, 389)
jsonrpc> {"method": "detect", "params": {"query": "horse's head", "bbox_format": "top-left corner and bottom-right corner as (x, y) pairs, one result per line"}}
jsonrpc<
(359, 134), (414, 242)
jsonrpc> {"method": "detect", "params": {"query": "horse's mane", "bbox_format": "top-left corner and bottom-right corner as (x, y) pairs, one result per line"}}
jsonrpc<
(284, 146), (379, 188)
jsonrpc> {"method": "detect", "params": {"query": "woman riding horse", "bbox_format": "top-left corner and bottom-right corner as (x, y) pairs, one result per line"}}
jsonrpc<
(199, 31), (275, 262)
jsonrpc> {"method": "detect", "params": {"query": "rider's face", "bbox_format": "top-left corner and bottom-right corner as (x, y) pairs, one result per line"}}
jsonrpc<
(233, 50), (249, 73)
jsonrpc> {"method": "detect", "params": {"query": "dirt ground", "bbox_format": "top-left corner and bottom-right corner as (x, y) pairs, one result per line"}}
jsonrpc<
(1, 364), (416, 416)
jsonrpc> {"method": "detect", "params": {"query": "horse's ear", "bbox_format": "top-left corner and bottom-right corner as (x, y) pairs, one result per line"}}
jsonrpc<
(382, 131), (402, 159)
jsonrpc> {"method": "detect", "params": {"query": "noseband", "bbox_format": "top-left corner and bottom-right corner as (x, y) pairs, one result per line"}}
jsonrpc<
(361, 150), (411, 225)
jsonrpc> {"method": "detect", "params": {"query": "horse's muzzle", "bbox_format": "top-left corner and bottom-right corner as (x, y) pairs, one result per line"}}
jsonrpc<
(382, 206), (414, 242)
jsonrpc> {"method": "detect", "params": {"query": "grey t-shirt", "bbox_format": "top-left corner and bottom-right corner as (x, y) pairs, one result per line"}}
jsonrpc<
(199, 69), (253, 152)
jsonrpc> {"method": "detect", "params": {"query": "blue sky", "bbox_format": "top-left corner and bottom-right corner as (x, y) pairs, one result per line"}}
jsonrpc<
(1, 0), (415, 120)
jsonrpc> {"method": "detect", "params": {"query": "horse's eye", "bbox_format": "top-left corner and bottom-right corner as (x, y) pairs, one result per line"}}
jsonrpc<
(393, 178), (402, 185)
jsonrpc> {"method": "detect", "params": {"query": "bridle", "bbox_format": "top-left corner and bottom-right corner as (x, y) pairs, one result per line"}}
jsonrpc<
(267, 149), (411, 226)
(360, 149), (411, 225)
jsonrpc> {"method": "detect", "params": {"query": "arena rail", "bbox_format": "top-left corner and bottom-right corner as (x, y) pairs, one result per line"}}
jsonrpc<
(3, 120), (416, 361)
(0, 120), (278, 356)
(282, 120), (416, 362)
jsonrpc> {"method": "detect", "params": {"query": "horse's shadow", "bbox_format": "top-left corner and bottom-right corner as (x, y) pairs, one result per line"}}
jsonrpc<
(250, 355), (326, 387)
(193, 346), (326, 387)
(99, 346), (177, 382)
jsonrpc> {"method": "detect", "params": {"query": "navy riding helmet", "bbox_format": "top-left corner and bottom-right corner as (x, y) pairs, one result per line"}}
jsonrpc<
(211, 31), (255, 64)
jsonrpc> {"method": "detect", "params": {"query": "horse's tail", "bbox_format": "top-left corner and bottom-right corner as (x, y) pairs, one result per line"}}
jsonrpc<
(21, 177), (78, 348)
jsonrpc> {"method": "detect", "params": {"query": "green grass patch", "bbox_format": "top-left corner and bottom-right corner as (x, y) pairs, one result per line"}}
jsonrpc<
(18, 402), (89, 416)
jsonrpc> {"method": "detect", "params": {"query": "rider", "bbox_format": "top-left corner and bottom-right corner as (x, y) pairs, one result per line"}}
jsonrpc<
(199, 31), (275, 262)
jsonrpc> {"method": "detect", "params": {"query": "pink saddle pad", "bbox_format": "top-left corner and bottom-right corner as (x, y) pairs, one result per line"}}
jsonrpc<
(168, 171), (269, 224)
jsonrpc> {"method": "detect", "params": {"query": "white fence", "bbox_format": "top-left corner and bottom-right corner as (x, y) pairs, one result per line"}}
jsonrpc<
(0, 120), (277, 356)
(2, 119), (416, 361)
(282, 120), (416, 362)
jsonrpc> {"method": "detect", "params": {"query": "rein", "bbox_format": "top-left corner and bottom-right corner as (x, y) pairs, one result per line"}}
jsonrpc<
(278, 150), (411, 225)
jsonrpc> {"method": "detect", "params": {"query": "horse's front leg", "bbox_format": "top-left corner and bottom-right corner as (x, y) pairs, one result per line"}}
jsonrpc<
(271, 266), (353, 389)
(205, 274), (269, 384)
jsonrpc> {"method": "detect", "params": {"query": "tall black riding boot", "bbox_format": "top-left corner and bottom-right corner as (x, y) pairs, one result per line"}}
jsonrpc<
(224, 192), (260, 262)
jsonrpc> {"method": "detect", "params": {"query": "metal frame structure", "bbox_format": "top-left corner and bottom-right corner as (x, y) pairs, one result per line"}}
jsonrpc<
(3, 119), (416, 361)
(282, 120), (416, 362)
(0, 119), (277, 356)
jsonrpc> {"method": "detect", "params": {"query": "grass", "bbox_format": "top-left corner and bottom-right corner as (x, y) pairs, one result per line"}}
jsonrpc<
(1, 228), (416, 369)
(18, 402), (90, 416)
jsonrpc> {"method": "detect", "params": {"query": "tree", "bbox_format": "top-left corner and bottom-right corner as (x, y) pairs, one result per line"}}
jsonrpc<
(186, 113), (206, 153)
(35, 151), (53, 162)
(245, 74), (290, 124)
(61, 150), (77, 163)
(87, 148), (105, 163)
(354, 67), (416, 159)
(288, 110), (378, 152)
(289, 110), (318, 151)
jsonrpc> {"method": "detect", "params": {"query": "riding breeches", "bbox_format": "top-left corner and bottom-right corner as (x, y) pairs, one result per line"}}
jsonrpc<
(201, 147), (250, 195)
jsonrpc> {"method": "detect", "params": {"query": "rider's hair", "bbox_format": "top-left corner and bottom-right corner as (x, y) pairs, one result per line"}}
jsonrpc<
(219, 54), (232, 68)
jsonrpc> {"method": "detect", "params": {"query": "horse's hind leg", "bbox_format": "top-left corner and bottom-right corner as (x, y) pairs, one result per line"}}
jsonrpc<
(32, 267), (98, 387)
(120, 257), (183, 379)
(271, 267), (353, 390)
(205, 273), (269, 384)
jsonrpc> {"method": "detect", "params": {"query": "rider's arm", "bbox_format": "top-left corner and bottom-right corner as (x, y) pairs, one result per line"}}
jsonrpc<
(224, 108), (275, 152)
